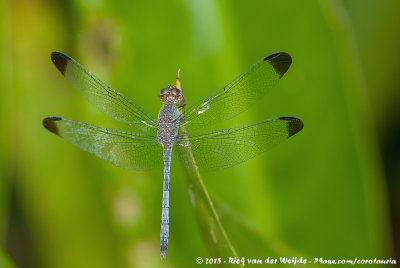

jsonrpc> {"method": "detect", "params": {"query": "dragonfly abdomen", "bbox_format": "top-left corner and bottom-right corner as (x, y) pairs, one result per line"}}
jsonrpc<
(160, 147), (172, 259)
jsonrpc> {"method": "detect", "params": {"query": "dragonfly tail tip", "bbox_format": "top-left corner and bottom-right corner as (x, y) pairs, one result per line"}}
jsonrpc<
(161, 251), (167, 260)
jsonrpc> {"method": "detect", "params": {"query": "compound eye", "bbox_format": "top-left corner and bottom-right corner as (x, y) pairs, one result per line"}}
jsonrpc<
(176, 93), (183, 102)
(159, 94), (166, 102)
(160, 88), (168, 95)
(159, 88), (168, 102)
(171, 87), (180, 95)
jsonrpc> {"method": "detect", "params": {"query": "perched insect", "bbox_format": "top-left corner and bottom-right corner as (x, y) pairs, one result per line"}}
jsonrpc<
(43, 51), (303, 259)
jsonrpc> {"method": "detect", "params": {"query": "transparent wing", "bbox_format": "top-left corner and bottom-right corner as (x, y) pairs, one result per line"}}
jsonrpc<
(51, 52), (157, 134)
(182, 52), (292, 131)
(175, 117), (303, 171)
(43, 117), (162, 170)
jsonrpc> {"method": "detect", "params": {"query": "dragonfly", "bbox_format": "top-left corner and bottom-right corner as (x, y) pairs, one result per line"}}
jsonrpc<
(43, 51), (303, 259)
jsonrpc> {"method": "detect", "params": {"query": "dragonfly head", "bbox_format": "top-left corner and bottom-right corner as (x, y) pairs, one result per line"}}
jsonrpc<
(159, 85), (183, 105)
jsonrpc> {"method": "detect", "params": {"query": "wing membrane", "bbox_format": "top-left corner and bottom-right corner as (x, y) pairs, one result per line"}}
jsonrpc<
(43, 117), (162, 170)
(175, 117), (303, 171)
(182, 52), (292, 131)
(51, 52), (157, 134)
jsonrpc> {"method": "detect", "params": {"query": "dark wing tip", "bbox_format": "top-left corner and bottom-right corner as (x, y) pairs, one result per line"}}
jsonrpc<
(278, 116), (304, 138)
(51, 51), (71, 75)
(43, 117), (62, 136)
(264, 52), (292, 78)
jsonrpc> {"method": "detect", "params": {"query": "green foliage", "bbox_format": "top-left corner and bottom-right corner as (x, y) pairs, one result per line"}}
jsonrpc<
(1, 0), (398, 267)
(0, 250), (16, 268)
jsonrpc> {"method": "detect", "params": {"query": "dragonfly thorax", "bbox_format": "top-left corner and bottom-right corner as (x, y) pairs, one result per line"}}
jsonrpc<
(157, 103), (180, 146)
(159, 85), (183, 104)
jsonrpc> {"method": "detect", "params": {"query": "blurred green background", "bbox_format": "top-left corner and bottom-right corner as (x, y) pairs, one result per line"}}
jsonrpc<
(1, 0), (399, 267)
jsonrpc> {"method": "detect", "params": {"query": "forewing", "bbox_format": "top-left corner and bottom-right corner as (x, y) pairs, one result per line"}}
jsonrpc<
(43, 117), (162, 170)
(175, 117), (303, 171)
(51, 52), (157, 134)
(182, 52), (292, 131)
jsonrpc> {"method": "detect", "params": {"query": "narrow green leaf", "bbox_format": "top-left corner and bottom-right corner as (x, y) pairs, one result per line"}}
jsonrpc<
(0, 249), (17, 268)
(176, 74), (241, 267)
(216, 203), (324, 267)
